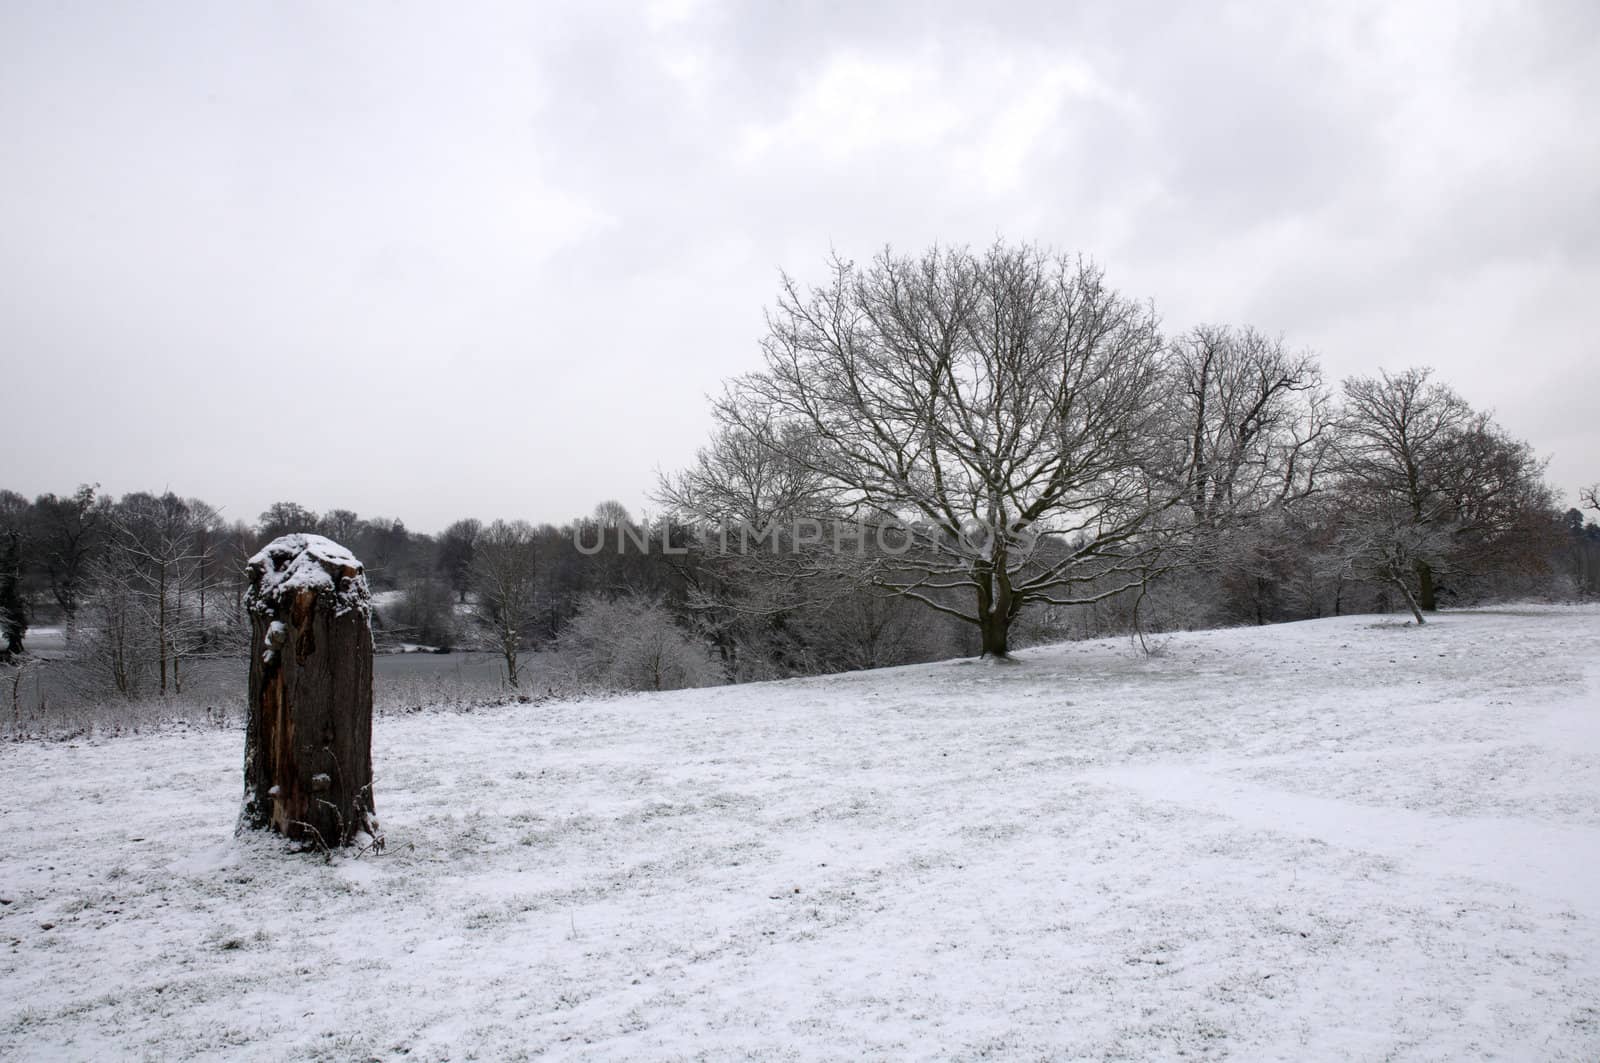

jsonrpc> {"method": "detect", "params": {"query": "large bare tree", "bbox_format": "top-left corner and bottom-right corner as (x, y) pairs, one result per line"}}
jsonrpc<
(67, 492), (220, 696)
(1169, 325), (1330, 527)
(469, 519), (540, 686)
(437, 518), (482, 604)
(30, 484), (108, 620)
(1164, 325), (1334, 624)
(702, 243), (1184, 658)
(1336, 367), (1552, 614)
(657, 416), (841, 673)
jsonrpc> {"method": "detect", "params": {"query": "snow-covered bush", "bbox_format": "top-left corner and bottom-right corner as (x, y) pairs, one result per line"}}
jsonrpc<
(558, 593), (722, 692)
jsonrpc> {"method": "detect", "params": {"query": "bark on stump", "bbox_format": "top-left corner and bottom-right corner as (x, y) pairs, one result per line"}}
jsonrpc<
(241, 534), (377, 849)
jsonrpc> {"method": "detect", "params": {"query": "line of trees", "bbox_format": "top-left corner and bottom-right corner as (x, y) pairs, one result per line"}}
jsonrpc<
(660, 243), (1594, 655)
(3, 242), (1596, 695)
(0, 490), (720, 694)
(1, 487), (243, 694)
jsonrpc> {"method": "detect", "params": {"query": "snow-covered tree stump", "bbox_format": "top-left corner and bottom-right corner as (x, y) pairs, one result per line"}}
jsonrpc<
(241, 534), (378, 849)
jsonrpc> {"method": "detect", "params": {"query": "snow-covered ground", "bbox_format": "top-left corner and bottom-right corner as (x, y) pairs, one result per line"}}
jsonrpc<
(3, 606), (1598, 1060)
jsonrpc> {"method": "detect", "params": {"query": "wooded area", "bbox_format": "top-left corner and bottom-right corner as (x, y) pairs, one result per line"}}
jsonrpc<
(2, 244), (1597, 714)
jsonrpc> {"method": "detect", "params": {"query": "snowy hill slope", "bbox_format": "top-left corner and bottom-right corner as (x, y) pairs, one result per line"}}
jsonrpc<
(3, 607), (1599, 1060)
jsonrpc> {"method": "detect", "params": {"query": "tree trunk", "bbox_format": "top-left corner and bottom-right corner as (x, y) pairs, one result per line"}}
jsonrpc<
(158, 564), (168, 695)
(973, 568), (1013, 658)
(242, 535), (377, 849)
(1415, 560), (1438, 612)
(978, 607), (1010, 658)
(499, 624), (520, 688)
(979, 616), (1009, 657)
(1393, 575), (1426, 625)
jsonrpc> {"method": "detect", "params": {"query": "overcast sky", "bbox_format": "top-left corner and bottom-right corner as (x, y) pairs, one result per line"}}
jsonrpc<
(3, 0), (1596, 532)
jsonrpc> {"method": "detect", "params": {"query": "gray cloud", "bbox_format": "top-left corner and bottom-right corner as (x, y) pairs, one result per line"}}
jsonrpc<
(4, 0), (1596, 530)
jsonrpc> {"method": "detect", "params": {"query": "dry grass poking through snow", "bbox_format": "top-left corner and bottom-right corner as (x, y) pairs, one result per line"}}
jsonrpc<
(2, 606), (1598, 1060)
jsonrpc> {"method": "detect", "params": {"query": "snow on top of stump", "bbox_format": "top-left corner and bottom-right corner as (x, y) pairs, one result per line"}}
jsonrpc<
(247, 533), (371, 616)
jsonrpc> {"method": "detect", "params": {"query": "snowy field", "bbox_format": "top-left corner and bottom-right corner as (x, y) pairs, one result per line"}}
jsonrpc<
(3, 606), (1598, 1061)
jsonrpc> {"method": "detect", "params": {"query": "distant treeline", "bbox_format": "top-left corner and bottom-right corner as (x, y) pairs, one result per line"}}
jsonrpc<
(0, 490), (746, 697)
(5, 245), (1600, 701)
(1, 466), (1595, 705)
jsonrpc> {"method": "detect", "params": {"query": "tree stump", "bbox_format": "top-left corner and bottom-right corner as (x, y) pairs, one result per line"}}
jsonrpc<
(241, 534), (377, 849)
